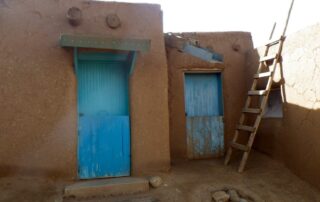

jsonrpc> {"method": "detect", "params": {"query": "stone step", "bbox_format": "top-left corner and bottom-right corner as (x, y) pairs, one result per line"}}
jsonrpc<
(64, 177), (149, 198)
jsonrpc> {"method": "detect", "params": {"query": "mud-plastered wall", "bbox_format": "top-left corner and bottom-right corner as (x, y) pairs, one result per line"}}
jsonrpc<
(247, 23), (320, 189)
(0, 0), (170, 178)
(166, 32), (254, 159)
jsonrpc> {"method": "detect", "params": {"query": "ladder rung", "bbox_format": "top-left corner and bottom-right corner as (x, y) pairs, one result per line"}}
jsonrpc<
(242, 108), (262, 114)
(265, 38), (281, 46)
(248, 90), (268, 96)
(230, 142), (250, 152)
(237, 125), (255, 132)
(254, 71), (272, 79)
(260, 54), (277, 62)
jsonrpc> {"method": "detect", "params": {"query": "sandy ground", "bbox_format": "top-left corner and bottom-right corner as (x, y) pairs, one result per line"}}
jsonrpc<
(0, 151), (319, 202)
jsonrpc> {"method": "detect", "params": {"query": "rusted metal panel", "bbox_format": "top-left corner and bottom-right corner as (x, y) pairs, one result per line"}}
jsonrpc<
(186, 116), (224, 159)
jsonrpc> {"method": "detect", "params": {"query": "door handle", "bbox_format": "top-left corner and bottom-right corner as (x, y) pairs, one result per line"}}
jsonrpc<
(79, 113), (84, 117)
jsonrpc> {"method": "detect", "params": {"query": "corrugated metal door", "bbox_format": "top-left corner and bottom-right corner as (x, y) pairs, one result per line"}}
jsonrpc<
(184, 73), (224, 159)
(77, 53), (130, 179)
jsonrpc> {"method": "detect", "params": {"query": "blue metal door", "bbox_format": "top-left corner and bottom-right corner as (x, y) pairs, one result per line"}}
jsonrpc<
(77, 52), (130, 179)
(184, 73), (224, 159)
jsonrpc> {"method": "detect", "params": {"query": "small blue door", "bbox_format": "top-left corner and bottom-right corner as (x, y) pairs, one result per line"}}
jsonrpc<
(77, 52), (130, 179)
(184, 73), (224, 159)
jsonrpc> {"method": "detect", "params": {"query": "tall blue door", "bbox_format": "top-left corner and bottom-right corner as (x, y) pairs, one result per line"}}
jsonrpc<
(77, 52), (130, 179)
(184, 73), (224, 159)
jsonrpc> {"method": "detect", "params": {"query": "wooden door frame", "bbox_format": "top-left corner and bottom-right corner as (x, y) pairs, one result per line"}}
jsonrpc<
(74, 49), (134, 179)
(182, 69), (225, 158)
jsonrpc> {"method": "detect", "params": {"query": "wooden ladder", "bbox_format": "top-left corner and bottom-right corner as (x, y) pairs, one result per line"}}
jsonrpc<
(224, 0), (295, 172)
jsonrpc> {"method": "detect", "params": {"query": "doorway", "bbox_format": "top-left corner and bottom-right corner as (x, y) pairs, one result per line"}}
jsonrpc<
(77, 52), (131, 179)
(184, 72), (224, 159)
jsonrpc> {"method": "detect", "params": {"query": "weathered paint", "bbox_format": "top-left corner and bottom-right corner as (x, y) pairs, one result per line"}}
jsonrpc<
(78, 116), (130, 178)
(129, 51), (138, 75)
(184, 73), (223, 116)
(184, 73), (224, 159)
(78, 52), (128, 62)
(77, 52), (130, 179)
(186, 116), (224, 158)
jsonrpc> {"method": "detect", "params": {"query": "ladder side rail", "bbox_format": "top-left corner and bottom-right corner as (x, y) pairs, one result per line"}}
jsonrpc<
(238, 40), (285, 172)
(238, 75), (275, 172)
(225, 0), (294, 173)
(225, 44), (273, 165)
(282, 0), (295, 36)
(249, 48), (283, 147)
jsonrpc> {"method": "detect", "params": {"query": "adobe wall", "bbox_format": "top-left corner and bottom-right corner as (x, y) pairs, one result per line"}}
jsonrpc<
(166, 32), (254, 159)
(0, 0), (170, 178)
(247, 23), (320, 189)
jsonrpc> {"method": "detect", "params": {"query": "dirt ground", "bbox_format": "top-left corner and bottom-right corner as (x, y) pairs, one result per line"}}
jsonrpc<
(0, 151), (319, 202)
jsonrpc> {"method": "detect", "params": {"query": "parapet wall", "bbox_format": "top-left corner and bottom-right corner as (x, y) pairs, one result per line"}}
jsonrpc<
(247, 23), (320, 190)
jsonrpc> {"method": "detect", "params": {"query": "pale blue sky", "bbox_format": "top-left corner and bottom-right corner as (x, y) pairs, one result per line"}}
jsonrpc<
(102, 0), (320, 46)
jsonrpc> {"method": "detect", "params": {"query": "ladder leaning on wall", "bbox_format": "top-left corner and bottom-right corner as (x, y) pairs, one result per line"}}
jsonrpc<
(224, 0), (295, 172)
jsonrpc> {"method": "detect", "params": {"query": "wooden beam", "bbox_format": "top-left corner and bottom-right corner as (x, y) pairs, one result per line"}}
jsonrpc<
(60, 34), (150, 52)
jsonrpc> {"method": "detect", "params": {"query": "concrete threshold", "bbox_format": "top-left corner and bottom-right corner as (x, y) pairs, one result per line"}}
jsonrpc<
(64, 177), (149, 198)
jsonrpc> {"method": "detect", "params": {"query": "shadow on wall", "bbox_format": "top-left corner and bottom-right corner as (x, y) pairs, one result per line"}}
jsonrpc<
(245, 39), (320, 190)
(255, 103), (320, 190)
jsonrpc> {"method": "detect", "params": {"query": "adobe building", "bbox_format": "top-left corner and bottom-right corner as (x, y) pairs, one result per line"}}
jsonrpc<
(165, 26), (320, 190)
(1, 0), (320, 198)
(165, 32), (254, 159)
(0, 0), (170, 179)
